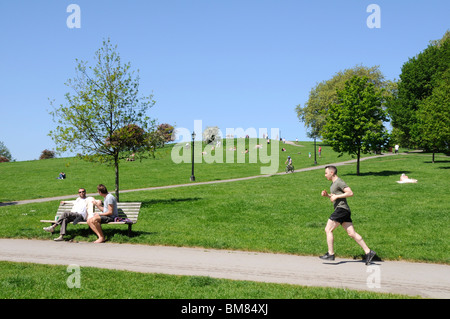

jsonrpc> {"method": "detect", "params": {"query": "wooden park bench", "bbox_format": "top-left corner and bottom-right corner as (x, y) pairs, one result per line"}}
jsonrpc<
(40, 201), (142, 237)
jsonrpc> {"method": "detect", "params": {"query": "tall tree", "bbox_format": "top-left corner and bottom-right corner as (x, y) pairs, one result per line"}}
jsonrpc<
(322, 76), (389, 175)
(49, 38), (157, 201)
(296, 65), (392, 139)
(388, 30), (450, 148)
(416, 69), (450, 162)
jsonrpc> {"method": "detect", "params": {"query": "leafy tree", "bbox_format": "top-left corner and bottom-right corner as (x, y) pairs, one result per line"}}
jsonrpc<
(388, 30), (449, 148)
(296, 65), (393, 139)
(322, 76), (389, 175)
(202, 126), (221, 145)
(39, 149), (55, 160)
(0, 141), (12, 162)
(157, 123), (175, 146)
(416, 69), (450, 162)
(49, 38), (157, 201)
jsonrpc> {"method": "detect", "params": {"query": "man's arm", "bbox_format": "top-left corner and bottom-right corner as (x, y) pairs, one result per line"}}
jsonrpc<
(329, 187), (353, 202)
(103, 204), (113, 216)
(94, 201), (113, 216)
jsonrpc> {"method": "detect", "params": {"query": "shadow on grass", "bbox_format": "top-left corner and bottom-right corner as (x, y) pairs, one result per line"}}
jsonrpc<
(62, 227), (156, 241)
(141, 197), (202, 207)
(423, 160), (450, 165)
(346, 170), (410, 177)
(0, 201), (19, 207)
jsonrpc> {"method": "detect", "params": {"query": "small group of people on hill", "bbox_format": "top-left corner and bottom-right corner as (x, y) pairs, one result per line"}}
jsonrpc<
(43, 184), (117, 243)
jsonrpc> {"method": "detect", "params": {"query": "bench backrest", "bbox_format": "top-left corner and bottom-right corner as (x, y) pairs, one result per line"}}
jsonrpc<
(57, 201), (142, 222)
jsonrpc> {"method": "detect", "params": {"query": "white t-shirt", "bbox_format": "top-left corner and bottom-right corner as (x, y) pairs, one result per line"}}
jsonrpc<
(71, 197), (88, 219)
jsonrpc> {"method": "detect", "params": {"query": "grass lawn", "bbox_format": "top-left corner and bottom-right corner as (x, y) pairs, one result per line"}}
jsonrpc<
(0, 261), (413, 299)
(0, 150), (448, 263)
(0, 143), (448, 299)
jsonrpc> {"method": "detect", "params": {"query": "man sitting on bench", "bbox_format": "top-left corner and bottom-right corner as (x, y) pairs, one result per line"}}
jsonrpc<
(43, 188), (99, 241)
(87, 184), (118, 243)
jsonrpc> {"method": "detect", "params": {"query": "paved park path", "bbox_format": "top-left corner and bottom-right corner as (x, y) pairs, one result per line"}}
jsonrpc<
(1, 238), (449, 298)
(1, 153), (449, 299)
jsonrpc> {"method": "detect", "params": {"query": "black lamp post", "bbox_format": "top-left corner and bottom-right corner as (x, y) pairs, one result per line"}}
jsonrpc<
(314, 137), (318, 165)
(190, 131), (196, 181)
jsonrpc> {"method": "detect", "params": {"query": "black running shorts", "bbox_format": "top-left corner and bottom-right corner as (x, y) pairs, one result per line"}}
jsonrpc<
(329, 207), (352, 224)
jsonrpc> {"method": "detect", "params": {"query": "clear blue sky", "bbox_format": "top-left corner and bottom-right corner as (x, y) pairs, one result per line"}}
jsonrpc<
(1, 0), (448, 161)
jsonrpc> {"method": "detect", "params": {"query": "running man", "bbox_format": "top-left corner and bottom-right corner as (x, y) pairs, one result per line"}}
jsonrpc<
(320, 165), (376, 265)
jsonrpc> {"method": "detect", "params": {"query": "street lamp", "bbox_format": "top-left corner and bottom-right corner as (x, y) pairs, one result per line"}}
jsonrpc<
(190, 131), (196, 181)
(314, 137), (317, 165)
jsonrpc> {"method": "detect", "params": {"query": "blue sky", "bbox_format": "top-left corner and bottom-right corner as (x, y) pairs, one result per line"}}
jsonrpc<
(1, 0), (448, 161)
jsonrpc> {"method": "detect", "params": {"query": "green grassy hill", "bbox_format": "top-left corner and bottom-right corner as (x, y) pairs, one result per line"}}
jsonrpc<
(1, 141), (448, 264)
(1, 139), (365, 202)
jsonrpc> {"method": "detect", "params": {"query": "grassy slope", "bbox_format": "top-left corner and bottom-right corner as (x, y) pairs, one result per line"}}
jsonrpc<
(1, 144), (447, 299)
(1, 146), (448, 264)
(0, 140), (369, 202)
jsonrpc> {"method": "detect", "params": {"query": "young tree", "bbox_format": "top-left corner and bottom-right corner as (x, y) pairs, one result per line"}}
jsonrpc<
(322, 76), (389, 175)
(49, 38), (157, 201)
(296, 65), (393, 139)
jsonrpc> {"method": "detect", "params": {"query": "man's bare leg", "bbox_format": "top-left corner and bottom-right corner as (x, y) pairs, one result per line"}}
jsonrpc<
(342, 222), (370, 254)
(324, 219), (340, 255)
(87, 215), (105, 243)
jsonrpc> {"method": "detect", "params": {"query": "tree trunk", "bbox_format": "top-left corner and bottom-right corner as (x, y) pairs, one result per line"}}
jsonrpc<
(356, 147), (361, 175)
(114, 153), (120, 202)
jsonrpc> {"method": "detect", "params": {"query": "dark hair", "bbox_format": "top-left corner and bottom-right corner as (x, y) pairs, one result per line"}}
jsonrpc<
(97, 184), (108, 194)
(325, 165), (337, 175)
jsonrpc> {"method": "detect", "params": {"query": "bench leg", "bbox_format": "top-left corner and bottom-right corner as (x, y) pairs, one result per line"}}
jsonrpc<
(127, 224), (132, 237)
